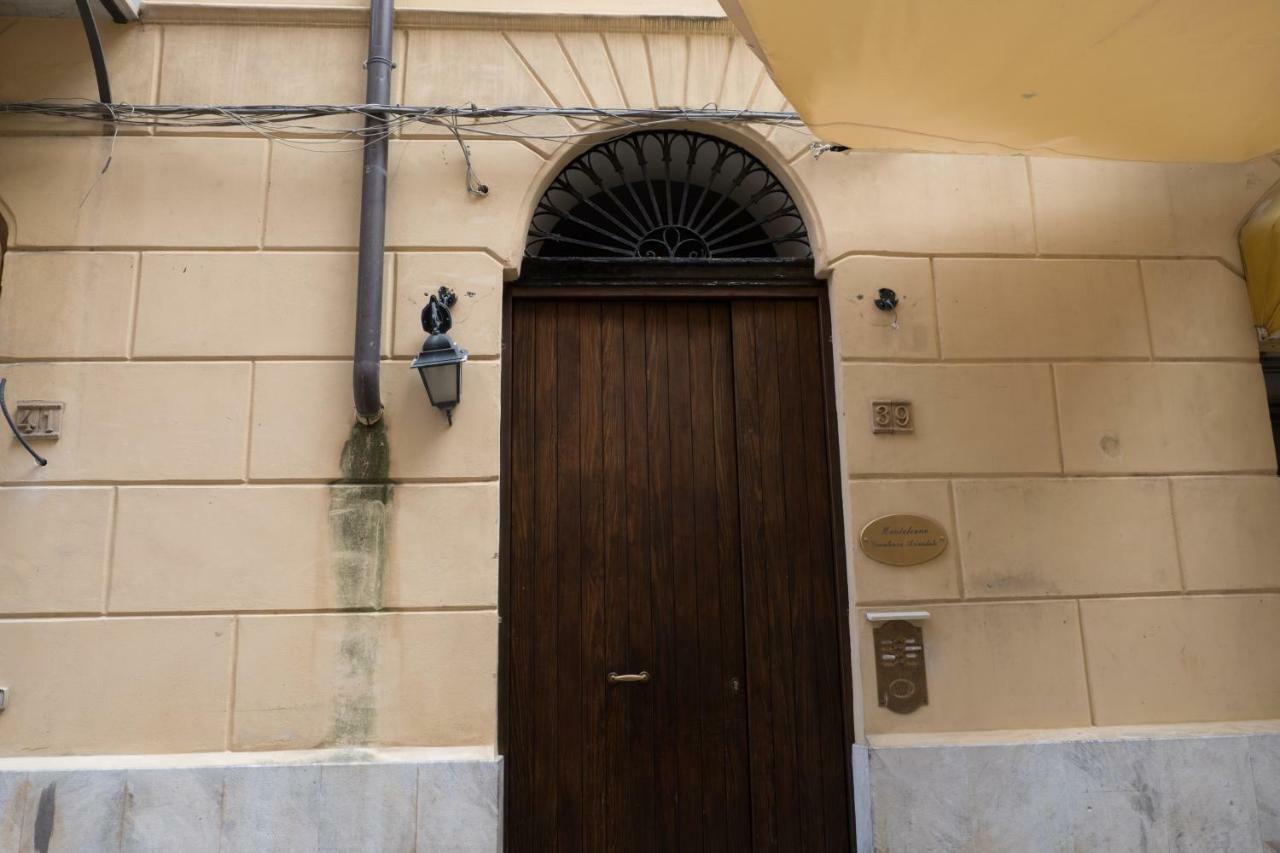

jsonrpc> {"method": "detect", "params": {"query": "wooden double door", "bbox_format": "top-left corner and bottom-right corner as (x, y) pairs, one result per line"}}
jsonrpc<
(505, 281), (853, 852)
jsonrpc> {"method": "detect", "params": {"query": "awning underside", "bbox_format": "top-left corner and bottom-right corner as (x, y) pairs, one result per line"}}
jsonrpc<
(721, 0), (1280, 336)
(722, 0), (1280, 164)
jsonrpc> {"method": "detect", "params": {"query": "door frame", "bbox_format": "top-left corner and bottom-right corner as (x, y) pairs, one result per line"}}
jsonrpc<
(497, 258), (857, 843)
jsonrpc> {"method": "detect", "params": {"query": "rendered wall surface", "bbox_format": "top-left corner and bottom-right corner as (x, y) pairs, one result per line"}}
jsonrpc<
(0, 6), (1278, 771)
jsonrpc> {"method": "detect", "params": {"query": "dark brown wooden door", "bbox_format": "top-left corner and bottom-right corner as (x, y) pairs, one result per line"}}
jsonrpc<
(506, 293), (851, 853)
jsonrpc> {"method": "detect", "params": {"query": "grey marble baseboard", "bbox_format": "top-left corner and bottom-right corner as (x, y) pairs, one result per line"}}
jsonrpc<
(0, 754), (500, 853)
(5, 730), (1274, 852)
(855, 729), (1280, 853)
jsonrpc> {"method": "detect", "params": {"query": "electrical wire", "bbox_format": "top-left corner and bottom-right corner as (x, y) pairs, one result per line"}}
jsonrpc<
(0, 100), (812, 194)
(0, 100), (805, 147)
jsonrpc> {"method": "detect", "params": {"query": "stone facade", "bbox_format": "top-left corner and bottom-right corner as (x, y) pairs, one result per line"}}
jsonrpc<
(1, 2), (1278, 850)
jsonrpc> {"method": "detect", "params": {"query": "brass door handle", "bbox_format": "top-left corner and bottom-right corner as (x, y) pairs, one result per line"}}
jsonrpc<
(607, 671), (650, 684)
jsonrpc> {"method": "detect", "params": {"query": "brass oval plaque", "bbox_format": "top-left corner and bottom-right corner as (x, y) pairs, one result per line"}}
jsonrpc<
(859, 514), (948, 567)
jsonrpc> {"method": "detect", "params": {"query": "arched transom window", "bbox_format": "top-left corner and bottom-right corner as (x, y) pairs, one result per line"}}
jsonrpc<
(526, 130), (811, 261)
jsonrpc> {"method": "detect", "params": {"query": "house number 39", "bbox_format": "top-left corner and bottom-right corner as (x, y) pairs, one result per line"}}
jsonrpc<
(871, 400), (913, 434)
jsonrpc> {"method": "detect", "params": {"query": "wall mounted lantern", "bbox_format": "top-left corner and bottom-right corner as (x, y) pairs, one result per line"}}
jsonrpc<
(411, 287), (468, 425)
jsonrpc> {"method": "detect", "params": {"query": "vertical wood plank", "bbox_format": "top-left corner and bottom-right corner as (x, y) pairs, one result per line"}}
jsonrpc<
(507, 299), (537, 848)
(687, 302), (736, 853)
(710, 302), (753, 853)
(750, 300), (804, 848)
(622, 302), (657, 845)
(555, 302), (584, 853)
(531, 301), (560, 852)
(643, 303), (679, 852)
(795, 299), (854, 851)
(579, 303), (608, 853)
(666, 302), (708, 850)
(773, 299), (825, 851)
(600, 303), (631, 852)
(731, 300), (779, 851)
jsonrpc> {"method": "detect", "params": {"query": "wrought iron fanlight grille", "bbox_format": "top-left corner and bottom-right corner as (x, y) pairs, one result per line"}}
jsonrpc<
(526, 131), (811, 260)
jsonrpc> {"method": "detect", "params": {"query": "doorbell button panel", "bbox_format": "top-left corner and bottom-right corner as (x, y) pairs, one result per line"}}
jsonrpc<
(872, 619), (928, 714)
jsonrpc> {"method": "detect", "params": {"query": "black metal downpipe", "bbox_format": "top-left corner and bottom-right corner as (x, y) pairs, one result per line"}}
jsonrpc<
(353, 0), (395, 424)
(74, 0), (113, 105)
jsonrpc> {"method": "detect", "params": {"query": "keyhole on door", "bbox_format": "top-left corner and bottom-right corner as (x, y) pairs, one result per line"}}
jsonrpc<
(729, 677), (741, 693)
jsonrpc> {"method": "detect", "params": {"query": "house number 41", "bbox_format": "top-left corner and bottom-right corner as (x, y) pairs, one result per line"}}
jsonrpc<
(13, 402), (64, 440)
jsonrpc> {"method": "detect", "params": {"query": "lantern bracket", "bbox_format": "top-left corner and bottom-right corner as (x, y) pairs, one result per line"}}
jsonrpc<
(422, 287), (457, 335)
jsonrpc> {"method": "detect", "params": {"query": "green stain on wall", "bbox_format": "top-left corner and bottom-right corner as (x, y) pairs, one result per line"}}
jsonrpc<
(325, 419), (393, 746)
(328, 629), (380, 746)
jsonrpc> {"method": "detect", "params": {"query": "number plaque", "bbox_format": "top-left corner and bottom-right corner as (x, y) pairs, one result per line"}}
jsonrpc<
(14, 402), (63, 440)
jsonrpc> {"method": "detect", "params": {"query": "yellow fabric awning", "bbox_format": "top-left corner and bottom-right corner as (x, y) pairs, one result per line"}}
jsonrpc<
(720, 0), (1280, 163)
(720, 0), (1280, 335)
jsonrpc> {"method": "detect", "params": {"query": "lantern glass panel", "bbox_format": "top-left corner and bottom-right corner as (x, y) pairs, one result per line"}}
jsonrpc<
(422, 362), (460, 408)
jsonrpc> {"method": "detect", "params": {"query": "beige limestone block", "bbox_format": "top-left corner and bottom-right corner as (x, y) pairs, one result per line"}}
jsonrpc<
(0, 252), (135, 359)
(502, 31), (589, 107)
(848, 479), (959, 603)
(386, 483), (499, 607)
(135, 252), (381, 358)
(1029, 157), (1280, 264)
(233, 612), (496, 749)
(249, 361), (352, 481)
(954, 478), (1180, 597)
(842, 364), (1060, 475)
(601, 33), (655, 109)
(557, 32), (625, 108)
(1141, 260), (1259, 360)
(1055, 362), (1276, 474)
(0, 362), (251, 484)
(719, 38), (764, 110)
(645, 33), (688, 108)
(250, 360), (500, 481)
(0, 616), (233, 755)
(0, 487), (111, 614)
(394, 253), (502, 358)
(0, 137), (267, 249)
(831, 256), (938, 361)
(750, 72), (788, 113)
(403, 30), (573, 153)
(265, 139), (542, 261)
(110, 486), (337, 612)
(159, 24), (378, 135)
(685, 35), (732, 108)
(0, 20), (157, 133)
(934, 259), (1148, 360)
(858, 600), (1090, 734)
(263, 142), (360, 249)
(1171, 476), (1280, 591)
(1080, 595), (1280, 725)
(793, 152), (1035, 257)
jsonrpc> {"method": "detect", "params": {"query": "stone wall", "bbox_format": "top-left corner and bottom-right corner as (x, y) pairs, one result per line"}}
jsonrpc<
(0, 0), (1278, 780)
(0, 749), (500, 851)
(854, 724), (1280, 852)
